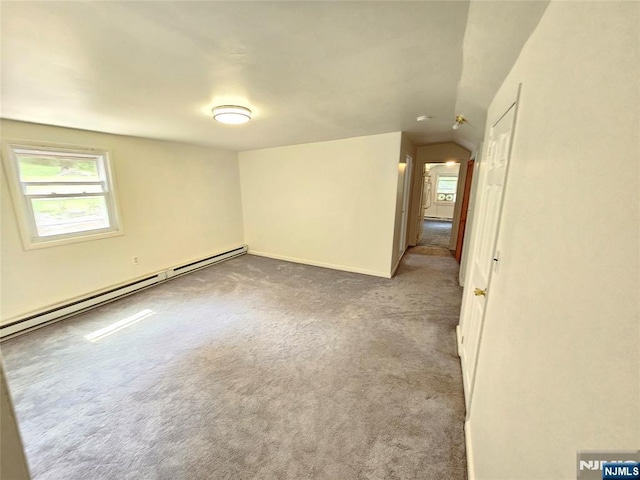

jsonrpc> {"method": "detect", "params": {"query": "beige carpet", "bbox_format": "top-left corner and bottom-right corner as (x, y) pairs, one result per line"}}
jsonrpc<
(2, 253), (466, 480)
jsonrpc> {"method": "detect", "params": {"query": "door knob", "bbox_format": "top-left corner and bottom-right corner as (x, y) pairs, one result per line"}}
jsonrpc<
(474, 288), (487, 296)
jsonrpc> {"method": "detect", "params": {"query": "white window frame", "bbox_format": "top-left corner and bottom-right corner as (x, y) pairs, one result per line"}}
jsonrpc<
(435, 174), (458, 205)
(2, 141), (124, 250)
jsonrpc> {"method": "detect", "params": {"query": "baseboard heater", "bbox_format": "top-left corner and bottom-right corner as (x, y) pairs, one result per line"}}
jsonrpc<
(0, 245), (247, 340)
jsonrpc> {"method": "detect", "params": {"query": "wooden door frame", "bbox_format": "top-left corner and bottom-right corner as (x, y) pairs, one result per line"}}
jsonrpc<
(454, 159), (475, 262)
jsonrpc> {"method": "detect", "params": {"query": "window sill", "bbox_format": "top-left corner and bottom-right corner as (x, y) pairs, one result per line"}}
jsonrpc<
(22, 229), (124, 251)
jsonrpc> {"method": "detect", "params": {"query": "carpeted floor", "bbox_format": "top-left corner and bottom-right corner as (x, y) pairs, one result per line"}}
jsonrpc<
(419, 219), (452, 249)
(407, 246), (453, 257)
(1, 253), (466, 480)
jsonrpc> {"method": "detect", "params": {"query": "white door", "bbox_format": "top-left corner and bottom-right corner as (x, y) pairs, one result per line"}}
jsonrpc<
(399, 156), (413, 255)
(458, 93), (519, 413)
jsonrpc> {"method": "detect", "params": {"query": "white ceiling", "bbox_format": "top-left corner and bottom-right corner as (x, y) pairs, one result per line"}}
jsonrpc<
(0, 1), (548, 152)
(453, 0), (551, 150)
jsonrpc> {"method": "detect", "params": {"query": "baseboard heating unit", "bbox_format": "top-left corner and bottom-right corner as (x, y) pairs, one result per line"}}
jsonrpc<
(0, 245), (247, 340)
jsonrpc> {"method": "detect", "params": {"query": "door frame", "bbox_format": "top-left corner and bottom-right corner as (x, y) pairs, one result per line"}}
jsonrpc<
(416, 165), (429, 245)
(407, 146), (472, 249)
(458, 85), (521, 417)
(399, 155), (413, 255)
(454, 159), (475, 263)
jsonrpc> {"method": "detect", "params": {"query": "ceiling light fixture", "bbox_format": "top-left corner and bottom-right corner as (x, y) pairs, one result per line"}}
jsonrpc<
(212, 105), (252, 125)
(452, 115), (466, 130)
(416, 115), (432, 122)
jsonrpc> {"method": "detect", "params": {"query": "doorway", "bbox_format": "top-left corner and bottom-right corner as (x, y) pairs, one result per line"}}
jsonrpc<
(458, 91), (519, 413)
(399, 155), (413, 257)
(419, 162), (460, 249)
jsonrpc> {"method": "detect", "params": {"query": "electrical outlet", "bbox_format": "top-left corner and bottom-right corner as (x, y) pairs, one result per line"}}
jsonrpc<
(132, 256), (139, 265)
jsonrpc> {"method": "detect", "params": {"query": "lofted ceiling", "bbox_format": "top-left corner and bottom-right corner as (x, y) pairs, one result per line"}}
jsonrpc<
(0, 1), (548, 152)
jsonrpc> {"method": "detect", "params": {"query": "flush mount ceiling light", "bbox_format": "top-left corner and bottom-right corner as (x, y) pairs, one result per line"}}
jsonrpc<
(452, 115), (466, 130)
(212, 105), (251, 125)
(416, 115), (432, 122)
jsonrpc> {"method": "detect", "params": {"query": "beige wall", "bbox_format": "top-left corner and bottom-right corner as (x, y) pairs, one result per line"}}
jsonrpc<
(391, 133), (417, 272)
(466, 2), (640, 479)
(1, 120), (244, 321)
(1, 362), (30, 480)
(239, 132), (402, 278)
(408, 142), (470, 246)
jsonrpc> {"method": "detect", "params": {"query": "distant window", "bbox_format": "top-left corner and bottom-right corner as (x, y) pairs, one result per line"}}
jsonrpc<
(436, 175), (458, 203)
(4, 143), (122, 249)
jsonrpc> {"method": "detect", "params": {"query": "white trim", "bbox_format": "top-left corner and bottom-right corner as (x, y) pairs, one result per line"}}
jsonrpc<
(465, 420), (476, 480)
(399, 155), (413, 256)
(391, 252), (403, 277)
(20, 229), (125, 250)
(165, 245), (247, 279)
(0, 274), (166, 339)
(248, 250), (391, 278)
(1, 140), (124, 250)
(0, 245), (247, 339)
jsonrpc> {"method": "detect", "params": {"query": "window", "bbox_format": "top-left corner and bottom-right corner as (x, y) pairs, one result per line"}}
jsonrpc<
(436, 175), (458, 203)
(4, 143), (122, 249)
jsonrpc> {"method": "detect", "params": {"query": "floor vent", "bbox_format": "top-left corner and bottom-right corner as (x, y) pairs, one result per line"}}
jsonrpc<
(0, 245), (247, 340)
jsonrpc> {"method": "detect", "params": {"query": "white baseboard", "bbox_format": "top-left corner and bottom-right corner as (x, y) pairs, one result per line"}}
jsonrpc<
(1, 245), (247, 339)
(391, 252), (404, 277)
(465, 420), (475, 480)
(248, 250), (391, 278)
